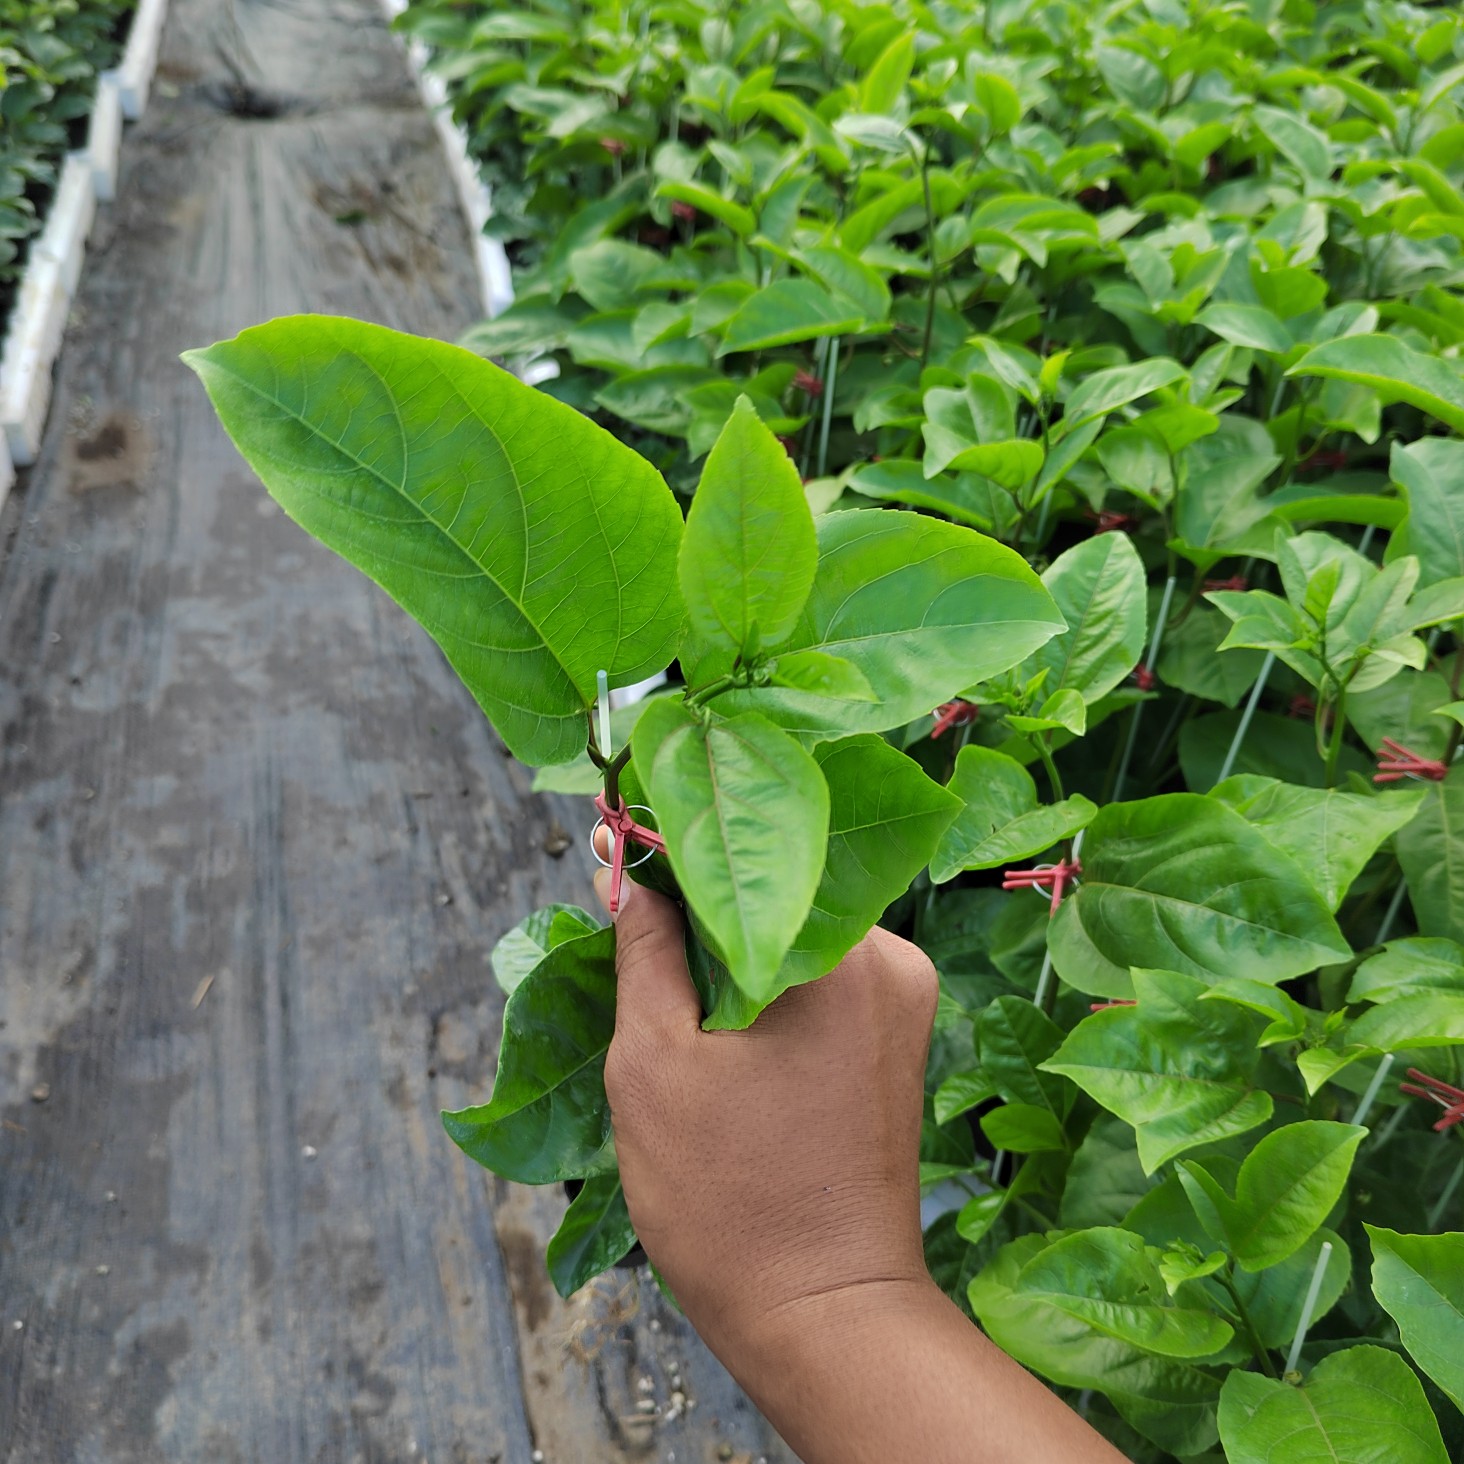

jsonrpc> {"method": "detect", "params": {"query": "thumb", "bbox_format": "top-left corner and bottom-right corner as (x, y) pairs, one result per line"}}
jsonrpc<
(597, 873), (702, 1040)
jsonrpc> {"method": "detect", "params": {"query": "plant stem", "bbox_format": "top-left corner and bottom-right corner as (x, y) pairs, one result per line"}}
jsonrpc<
(920, 154), (937, 371)
(1323, 686), (1348, 788)
(1113, 573), (1179, 801)
(687, 673), (737, 708)
(1220, 1268), (1279, 1378)
(1217, 651), (1275, 783)
(1036, 734), (1065, 803)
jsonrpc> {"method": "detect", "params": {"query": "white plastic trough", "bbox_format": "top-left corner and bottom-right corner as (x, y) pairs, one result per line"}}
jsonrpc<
(0, 2), (169, 507)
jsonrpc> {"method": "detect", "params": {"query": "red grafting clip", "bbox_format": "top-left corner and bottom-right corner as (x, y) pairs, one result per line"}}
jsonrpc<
(1090, 999), (1137, 1012)
(1085, 508), (1138, 535)
(1288, 692), (1317, 720)
(1131, 664), (1156, 692)
(1204, 573), (1248, 593)
(793, 369), (824, 398)
(1002, 858), (1082, 916)
(931, 700), (979, 738)
(1400, 1069), (1464, 1132)
(1374, 738), (1448, 784)
(592, 793), (666, 916)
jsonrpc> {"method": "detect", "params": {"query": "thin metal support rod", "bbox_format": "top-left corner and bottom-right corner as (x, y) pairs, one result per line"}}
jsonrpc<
(1113, 574), (1178, 801)
(1285, 1240), (1334, 1375)
(1217, 651), (1276, 783)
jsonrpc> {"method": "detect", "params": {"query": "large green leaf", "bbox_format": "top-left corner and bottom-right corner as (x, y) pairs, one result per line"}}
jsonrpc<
(1043, 967), (1272, 1174)
(184, 316), (683, 766)
(1211, 775), (1428, 911)
(1060, 358), (1188, 435)
(1390, 438), (1464, 586)
(970, 1234), (1222, 1456)
(546, 1172), (637, 1298)
(721, 510), (1064, 737)
(1047, 795), (1351, 998)
(442, 925), (618, 1183)
(633, 698), (828, 998)
(1021, 532), (1148, 706)
(931, 745), (1096, 882)
(1012, 1227), (1233, 1358)
(491, 903), (601, 995)
(1349, 938), (1464, 1003)
(680, 396), (816, 679)
(979, 995), (1072, 1118)
(1179, 1121), (1366, 1272)
(774, 735), (959, 995)
(1155, 607), (1266, 709)
(1288, 334), (1464, 433)
(1396, 768), (1464, 944)
(1218, 1345), (1448, 1464)
(921, 384), (1044, 487)
(717, 279), (864, 353)
(1366, 1225), (1464, 1413)
(1231, 1227), (1352, 1350)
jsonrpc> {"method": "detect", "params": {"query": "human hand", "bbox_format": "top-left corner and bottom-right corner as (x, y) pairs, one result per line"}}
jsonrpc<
(592, 861), (939, 1362)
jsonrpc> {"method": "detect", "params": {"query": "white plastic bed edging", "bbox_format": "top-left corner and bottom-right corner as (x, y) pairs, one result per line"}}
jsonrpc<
(0, 1), (168, 507)
(376, 0), (515, 321)
(116, 0), (169, 119)
(89, 73), (124, 202)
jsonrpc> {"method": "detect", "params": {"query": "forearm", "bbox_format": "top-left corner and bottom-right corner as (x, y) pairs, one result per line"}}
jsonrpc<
(707, 1277), (1129, 1464)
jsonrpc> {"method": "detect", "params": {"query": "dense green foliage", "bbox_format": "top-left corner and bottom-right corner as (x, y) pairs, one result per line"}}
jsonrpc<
(192, 0), (1464, 1457)
(0, 0), (133, 292)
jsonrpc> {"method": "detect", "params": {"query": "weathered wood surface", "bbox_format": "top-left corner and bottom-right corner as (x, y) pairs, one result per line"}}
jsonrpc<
(0, 1), (794, 1459)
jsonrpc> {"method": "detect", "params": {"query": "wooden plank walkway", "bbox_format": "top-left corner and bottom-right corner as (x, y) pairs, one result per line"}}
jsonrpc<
(0, 0), (793, 1459)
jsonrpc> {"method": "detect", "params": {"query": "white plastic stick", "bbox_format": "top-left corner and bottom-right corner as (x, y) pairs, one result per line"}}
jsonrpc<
(1428, 1155), (1464, 1230)
(1217, 650), (1276, 783)
(816, 336), (840, 479)
(1285, 1240), (1333, 1375)
(1375, 877), (1410, 946)
(1033, 948), (1054, 1009)
(596, 669), (612, 757)
(1352, 1054), (1395, 1129)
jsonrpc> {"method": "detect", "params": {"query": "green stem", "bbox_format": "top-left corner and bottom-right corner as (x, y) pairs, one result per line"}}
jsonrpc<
(1220, 1268), (1279, 1379)
(1323, 685), (1349, 788)
(920, 154), (937, 372)
(687, 673), (737, 709)
(1036, 734), (1065, 804)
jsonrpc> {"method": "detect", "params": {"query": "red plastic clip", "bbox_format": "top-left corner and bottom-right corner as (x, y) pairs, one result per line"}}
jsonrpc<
(1085, 508), (1138, 535)
(1288, 692), (1317, 721)
(600, 137), (626, 158)
(793, 369), (824, 398)
(1090, 999), (1137, 1012)
(1204, 574), (1248, 593)
(1002, 858), (1082, 916)
(1399, 1069), (1464, 1132)
(670, 200), (698, 222)
(592, 793), (666, 916)
(1131, 664), (1156, 692)
(931, 700), (979, 738)
(1374, 738), (1448, 784)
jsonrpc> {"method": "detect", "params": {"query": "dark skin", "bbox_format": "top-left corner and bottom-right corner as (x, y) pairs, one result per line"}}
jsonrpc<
(591, 850), (1129, 1464)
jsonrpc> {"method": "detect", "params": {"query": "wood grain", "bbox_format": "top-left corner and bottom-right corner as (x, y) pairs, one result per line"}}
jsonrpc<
(0, 0), (795, 1458)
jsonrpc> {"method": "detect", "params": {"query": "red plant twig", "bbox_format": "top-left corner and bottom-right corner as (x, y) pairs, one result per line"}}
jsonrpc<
(1090, 999), (1137, 1012)
(931, 700), (979, 738)
(1204, 574), (1248, 593)
(1002, 858), (1082, 916)
(1374, 738), (1448, 784)
(593, 793), (666, 916)
(1400, 1069), (1464, 1132)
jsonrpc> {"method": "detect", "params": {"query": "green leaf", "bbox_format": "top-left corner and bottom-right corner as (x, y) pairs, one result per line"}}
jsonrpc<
(1060, 358), (1188, 435)
(1288, 335), (1464, 433)
(1012, 1228), (1233, 1358)
(1396, 769), (1464, 943)
(1366, 1225), (1464, 1413)
(1218, 1345), (1448, 1464)
(1211, 775), (1428, 910)
(921, 385), (1043, 488)
(1349, 938), (1464, 1004)
(634, 699), (828, 999)
(1347, 991), (1464, 1052)
(1232, 1228), (1351, 1349)
(847, 459), (1020, 534)
(979, 995), (1071, 1118)
(931, 745), (1096, 882)
(1042, 967), (1273, 1174)
(971, 71), (1022, 136)
(933, 1068), (997, 1125)
(546, 1173), (637, 1298)
(680, 396), (816, 676)
(1022, 532), (1148, 705)
(491, 903), (601, 995)
(442, 925), (618, 1183)
(775, 735), (959, 994)
(1390, 438), (1464, 587)
(719, 511), (1064, 738)
(924, 1210), (982, 1318)
(767, 649), (876, 700)
(1155, 607), (1266, 708)
(981, 1103), (1066, 1153)
(1179, 1121), (1366, 1271)
(1048, 795), (1351, 998)
(184, 316), (683, 767)
(1254, 104), (1333, 180)
(718, 279), (864, 354)
(1194, 303), (1294, 354)
(654, 180), (756, 237)
(860, 31), (915, 112)
(970, 1234), (1222, 1455)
